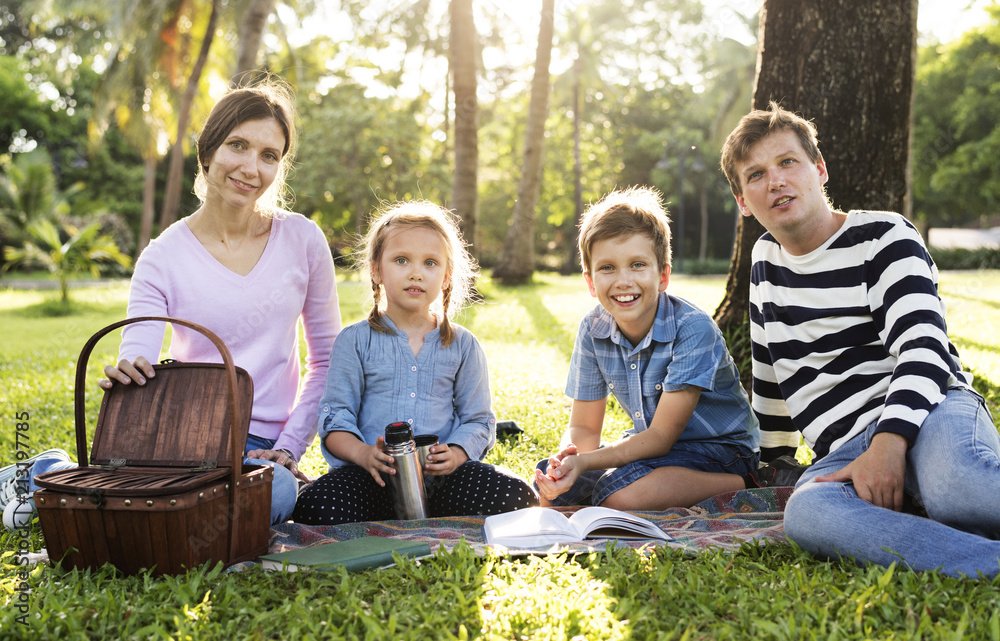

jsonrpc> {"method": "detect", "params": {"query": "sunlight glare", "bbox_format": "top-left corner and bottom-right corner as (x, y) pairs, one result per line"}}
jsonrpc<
(480, 0), (568, 34)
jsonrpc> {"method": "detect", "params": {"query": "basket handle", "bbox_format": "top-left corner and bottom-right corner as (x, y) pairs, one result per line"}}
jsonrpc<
(73, 316), (245, 485)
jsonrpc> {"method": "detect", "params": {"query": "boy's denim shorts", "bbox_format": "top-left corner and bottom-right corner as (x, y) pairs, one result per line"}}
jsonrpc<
(534, 439), (759, 507)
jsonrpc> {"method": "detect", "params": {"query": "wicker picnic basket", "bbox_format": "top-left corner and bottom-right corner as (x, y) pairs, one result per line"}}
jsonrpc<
(34, 316), (272, 575)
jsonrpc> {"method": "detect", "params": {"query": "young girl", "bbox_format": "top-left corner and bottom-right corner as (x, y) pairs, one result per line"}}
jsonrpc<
(292, 202), (538, 524)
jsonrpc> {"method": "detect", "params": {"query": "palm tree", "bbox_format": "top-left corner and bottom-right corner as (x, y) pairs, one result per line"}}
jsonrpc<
(556, 4), (611, 274)
(75, 0), (220, 249)
(158, 0), (223, 230)
(233, 0), (277, 81)
(71, 0), (270, 251)
(450, 0), (479, 252)
(552, 0), (701, 273)
(93, 43), (174, 255)
(0, 149), (82, 265)
(492, 0), (556, 284)
(4, 219), (131, 303)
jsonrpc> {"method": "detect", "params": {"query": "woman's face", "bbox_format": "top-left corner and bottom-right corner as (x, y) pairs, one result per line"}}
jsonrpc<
(203, 117), (286, 211)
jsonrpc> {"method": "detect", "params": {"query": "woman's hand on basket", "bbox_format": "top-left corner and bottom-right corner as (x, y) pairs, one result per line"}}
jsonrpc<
(99, 356), (155, 390)
(247, 448), (312, 483)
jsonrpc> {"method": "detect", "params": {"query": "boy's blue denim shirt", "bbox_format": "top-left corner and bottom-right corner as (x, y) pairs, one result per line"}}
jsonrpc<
(566, 291), (760, 449)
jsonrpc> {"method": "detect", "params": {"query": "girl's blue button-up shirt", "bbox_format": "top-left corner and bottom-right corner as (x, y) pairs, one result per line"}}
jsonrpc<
(318, 316), (496, 470)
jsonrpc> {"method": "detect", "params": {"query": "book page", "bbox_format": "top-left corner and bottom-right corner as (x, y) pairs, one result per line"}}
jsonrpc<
(482, 507), (584, 546)
(570, 506), (668, 540)
(483, 506), (670, 547)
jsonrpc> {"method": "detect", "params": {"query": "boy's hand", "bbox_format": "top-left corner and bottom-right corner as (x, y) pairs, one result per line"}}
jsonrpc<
(534, 453), (583, 501)
(543, 442), (579, 477)
(548, 443), (579, 469)
(423, 443), (468, 476)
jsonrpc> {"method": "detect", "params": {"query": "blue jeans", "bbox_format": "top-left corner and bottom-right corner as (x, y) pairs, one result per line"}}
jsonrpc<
(535, 439), (758, 506)
(785, 388), (1000, 577)
(30, 436), (298, 526)
(244, 434), (298, 525)
(28, 456), (77, 493)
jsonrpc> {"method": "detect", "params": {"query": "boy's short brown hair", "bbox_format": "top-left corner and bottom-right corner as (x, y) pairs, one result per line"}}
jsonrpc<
(578, 186), (671, 274)
(720, 101), (822, 196)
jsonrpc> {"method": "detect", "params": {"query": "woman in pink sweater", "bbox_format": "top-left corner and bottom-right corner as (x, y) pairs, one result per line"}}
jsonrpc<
(98, 80), (342, 524)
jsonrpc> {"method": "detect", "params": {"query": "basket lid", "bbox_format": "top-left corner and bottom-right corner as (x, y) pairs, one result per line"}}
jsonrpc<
(90, 362), (253, 469)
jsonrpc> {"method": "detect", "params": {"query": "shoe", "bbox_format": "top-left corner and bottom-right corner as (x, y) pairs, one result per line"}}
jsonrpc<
(496, 420), (524, 441)
(3, 497), (35, 529)
(0, 449), (71, 530)
(749, 454), (809, 488)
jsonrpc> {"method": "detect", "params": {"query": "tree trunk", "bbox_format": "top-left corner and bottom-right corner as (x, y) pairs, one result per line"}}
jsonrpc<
(158, 0), (221, 231)
(714, 0), (918, 386)
(698, 179), (708, 261)
(233, 0), (276, 84)
(493, 0), (555, 284)
(561, 54), (585, 275)
(449, 0), (479, 253)
(443, 56), (451, 157)
(714, 213), (766, 334)
(136, 154), (158, 255)
(753, 0), (915, 215)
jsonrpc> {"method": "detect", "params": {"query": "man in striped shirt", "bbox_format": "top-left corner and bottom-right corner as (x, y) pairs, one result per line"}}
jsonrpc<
(721, 103), (1000, 577)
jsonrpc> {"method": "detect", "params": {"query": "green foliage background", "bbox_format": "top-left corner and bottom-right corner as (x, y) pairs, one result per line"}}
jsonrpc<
(7, 1), (999, 275)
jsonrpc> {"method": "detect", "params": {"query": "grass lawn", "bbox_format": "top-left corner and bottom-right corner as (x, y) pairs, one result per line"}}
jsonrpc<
(2, 271), (999, 639)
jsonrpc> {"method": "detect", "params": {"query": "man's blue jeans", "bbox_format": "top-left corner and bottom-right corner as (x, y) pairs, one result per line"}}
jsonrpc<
(785, 388), (1000, 577)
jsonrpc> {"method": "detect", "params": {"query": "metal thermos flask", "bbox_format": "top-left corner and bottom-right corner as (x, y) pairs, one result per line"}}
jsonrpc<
(385, 422), (428, 519)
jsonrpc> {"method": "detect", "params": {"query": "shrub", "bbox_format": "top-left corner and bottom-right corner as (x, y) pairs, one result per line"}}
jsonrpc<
(929, 247), (1000, 270)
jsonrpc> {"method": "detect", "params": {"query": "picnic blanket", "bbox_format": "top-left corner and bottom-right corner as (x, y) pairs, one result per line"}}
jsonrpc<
(268, 486), (793, 557)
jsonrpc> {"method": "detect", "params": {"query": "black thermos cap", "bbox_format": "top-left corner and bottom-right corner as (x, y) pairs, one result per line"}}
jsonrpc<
(384, 421), (413, 445)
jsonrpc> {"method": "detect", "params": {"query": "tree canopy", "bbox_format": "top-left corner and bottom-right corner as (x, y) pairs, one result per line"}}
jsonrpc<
(913, 3), (1000, 227)
(1, 0), (996, 270)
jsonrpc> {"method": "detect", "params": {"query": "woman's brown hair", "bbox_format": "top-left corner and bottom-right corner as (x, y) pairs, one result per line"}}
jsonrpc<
(194, 77), (297, 214)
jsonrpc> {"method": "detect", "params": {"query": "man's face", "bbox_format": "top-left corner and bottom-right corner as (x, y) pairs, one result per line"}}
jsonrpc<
(733, 129), (831, 250)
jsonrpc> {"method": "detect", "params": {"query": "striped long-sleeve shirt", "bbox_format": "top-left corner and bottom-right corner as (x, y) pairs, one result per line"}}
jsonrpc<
(749, 210), (971, 462)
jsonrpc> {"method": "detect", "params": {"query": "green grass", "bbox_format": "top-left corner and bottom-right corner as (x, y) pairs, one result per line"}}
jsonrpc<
(2, 271), (1000, 640)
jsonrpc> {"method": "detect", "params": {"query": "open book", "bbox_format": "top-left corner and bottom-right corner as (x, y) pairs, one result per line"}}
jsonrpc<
(482, 506), (670, 547)
(260, 537), (432, 572)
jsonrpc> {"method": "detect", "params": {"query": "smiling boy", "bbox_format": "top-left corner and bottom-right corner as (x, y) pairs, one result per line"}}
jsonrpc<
(534, 187), (792, 510)
(721, 103), (1000, 576)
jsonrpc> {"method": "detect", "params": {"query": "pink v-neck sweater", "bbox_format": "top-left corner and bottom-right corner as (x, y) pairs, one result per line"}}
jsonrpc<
(118, 213), (342, 459)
